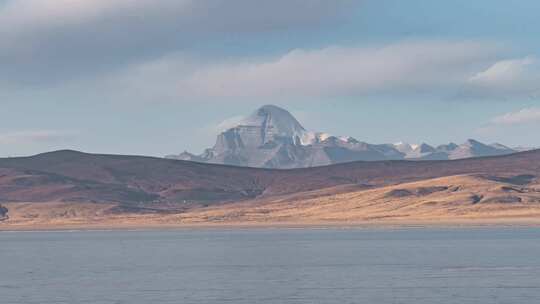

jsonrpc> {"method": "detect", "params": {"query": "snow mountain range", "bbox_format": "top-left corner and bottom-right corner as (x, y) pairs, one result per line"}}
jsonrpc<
(166, 105), (518, 169)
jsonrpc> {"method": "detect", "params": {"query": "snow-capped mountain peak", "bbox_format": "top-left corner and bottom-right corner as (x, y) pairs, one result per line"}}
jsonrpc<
(166, 105), (519, 168)
(393, 142), (416, 154)
(237, 105), (307, 143)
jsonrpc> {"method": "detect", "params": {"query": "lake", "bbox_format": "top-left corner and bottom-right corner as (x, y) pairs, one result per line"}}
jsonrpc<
(1, 228), (540, 303)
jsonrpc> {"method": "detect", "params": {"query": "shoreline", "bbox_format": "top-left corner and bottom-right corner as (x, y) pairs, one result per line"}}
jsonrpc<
(3, 218), (540, 232)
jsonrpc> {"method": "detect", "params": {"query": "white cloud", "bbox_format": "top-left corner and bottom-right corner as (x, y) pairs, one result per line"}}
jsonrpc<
(467, 57), (540, 99)
(0, 0), (145, 29)
(110, 40), (499, 100)
(0, 130), (77, 145)
(490, 107), (540, 126)
(22, 37), (540, 104)
(0, 0), (351, 34)
(1, 1), (537, 103)
(183, 41), (496, 98)
(214, 116), (246, 132)
(470, 57), (535, 83)
(0, 0), (354, 84)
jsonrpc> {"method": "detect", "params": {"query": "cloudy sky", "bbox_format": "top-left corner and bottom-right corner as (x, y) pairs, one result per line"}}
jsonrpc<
(2, 0), (540, 157)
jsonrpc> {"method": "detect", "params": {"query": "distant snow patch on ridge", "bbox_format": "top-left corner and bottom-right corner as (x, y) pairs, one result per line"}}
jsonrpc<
(394, 142), (417, 154)
(300, 132), (357, 146)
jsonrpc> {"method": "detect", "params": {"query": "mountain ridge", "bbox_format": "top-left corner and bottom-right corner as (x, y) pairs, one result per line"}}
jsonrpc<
(167, 105), (518, 168)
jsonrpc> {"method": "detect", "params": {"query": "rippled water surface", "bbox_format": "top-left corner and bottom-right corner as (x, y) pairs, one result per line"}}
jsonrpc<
(1, 228), (540, 303)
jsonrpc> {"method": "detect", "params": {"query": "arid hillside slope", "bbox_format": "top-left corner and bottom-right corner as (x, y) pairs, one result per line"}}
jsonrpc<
(3, 174), (540, 228)
(1, 150), (540, 228)
(186, 174), (540, 224)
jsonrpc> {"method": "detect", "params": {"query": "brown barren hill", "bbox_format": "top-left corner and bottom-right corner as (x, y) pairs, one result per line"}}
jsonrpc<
(1, 149), (540, 228)
(184, 174), (540, 224)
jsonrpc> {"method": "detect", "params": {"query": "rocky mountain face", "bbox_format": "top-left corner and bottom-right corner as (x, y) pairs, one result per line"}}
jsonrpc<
(166, 105), (518, 169)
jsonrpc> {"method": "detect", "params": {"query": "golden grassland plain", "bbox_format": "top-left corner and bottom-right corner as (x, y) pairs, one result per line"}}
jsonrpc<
(2, 175), (540, 230)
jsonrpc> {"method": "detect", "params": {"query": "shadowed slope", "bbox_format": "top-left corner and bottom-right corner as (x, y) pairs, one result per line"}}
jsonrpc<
(0, 149), (539, 207)
(4, 174), (540, 228)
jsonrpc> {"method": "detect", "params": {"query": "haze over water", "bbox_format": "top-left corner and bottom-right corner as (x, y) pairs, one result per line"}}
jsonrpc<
(1, 228), (540, 304)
